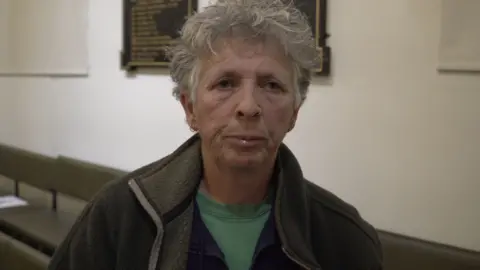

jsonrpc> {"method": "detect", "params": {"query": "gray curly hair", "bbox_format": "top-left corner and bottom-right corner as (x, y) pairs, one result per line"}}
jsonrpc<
(166, 0), (318, 107)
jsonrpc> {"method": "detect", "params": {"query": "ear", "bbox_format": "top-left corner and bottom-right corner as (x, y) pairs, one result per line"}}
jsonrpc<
(288, 107), (299, 132)
(180, 91), (197, 131)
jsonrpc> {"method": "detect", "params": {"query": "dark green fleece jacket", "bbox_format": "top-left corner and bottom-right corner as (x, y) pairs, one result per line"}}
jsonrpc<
(48, 134), (383, 270)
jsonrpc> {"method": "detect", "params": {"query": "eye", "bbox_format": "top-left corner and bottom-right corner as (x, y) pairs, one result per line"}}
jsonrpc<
(215, 78), (236, 91)
(264, 80), (284, 92)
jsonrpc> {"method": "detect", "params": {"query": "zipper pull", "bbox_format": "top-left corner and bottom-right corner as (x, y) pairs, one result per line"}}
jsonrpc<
(281, 246), (313, 270)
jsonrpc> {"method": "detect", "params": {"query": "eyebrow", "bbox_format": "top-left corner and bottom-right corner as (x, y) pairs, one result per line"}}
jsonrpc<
(201, 58), (292, 86)
(256, 71), (291, 88)
(208, 68), (288, 81)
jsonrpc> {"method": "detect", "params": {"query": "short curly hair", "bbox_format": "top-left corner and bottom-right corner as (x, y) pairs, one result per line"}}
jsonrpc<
(166, 0), (318, 107)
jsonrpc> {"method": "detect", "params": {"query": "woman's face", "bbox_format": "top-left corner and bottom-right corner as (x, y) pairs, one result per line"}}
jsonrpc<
(181, 38), (299, 170)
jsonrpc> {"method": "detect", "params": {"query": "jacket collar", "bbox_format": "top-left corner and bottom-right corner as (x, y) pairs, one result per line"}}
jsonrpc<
(134, 134), (321, 269)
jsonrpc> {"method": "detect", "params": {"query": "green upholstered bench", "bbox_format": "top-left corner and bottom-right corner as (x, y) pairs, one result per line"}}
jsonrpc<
(0, 144), (126, 255)
(0, 206), (78, 256)
(0, 144), (63, 254)
(0, 144), (55, 200)
(378, 230), (480, 270)
(0, 174), (13, 196)
(0, 231), (49, 270)
(53, 155), (126, 202)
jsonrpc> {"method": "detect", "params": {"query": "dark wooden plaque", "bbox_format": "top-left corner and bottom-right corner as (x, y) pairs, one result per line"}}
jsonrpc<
(122, 0), (329, 75)
(121, 0), (198, 71)
(294, 0), (330, 76)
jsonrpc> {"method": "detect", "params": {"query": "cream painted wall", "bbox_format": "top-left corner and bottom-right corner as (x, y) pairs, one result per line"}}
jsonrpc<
(0, 0), (88, 75)
(0, 0), (11, 72)
(0, 0), (479, 251)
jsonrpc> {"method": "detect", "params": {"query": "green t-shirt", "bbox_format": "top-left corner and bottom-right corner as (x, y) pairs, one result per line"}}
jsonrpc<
(196, 189), (271, 270)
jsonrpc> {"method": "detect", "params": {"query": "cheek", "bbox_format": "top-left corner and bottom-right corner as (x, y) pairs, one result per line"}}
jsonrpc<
(264, 105), (295, 134)
(195, 98), (230, 139)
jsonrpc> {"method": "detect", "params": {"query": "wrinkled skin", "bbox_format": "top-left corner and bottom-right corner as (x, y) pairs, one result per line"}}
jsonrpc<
(181, 38), (299, 172)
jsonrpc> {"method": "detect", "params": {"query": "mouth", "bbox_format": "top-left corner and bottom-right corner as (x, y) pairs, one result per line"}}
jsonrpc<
(224, 134), (267, 147)
(225, 134), (267, 141)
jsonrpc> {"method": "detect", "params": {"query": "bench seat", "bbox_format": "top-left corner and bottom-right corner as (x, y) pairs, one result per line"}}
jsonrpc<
(0, 231), (49, 270)
(0, 144), (125, 255)
(0, 206), (78, 255)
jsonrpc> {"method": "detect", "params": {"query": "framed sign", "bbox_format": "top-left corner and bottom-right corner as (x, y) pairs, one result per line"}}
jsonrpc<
(294, 0), (330, 76)
(121, 0), (329, 75)
(121, 0), (198, 71)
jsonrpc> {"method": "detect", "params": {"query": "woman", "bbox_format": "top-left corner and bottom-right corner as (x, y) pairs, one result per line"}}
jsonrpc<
(49, 0), (383, 269)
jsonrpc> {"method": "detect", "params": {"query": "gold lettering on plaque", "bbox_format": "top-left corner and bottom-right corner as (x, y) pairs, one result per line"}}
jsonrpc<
(130, 0), (186, 62)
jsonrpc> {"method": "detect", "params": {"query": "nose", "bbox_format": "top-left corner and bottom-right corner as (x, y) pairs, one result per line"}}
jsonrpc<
(235, 82), (261, 119)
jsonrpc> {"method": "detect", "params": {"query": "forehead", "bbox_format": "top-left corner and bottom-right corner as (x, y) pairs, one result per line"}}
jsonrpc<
(199, 38), (293, 81)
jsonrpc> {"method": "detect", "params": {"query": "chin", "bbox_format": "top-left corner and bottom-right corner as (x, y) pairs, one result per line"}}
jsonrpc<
(222, 151), (267, 169)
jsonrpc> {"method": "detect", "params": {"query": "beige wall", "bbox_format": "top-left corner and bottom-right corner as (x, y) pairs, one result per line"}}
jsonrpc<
(0, 0), (11, 70)
(0, 0), (88, 75)
(0, 0), (479, 251)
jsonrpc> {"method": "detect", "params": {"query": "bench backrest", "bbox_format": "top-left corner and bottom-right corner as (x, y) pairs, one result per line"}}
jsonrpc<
(379, 230), (480, 270)
(0, 144), (127, 202)
(0, 144), (55, 192)
(52, 155), (126, 201)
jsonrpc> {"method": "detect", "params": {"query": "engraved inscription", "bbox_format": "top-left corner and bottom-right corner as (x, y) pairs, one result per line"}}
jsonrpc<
(129, 0), (190, 63)
(122, 0), (328, 75)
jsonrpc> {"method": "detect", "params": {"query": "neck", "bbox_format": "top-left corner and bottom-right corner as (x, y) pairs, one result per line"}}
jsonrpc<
(201, 153), (275, 205)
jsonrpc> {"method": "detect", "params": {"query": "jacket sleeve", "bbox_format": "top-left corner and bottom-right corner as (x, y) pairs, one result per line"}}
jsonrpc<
(48, 194), (116, 270)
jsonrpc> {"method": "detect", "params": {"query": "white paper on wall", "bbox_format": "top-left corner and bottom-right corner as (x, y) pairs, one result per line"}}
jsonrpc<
(0, 0), (89, 76)
(438, 0), (480, 72)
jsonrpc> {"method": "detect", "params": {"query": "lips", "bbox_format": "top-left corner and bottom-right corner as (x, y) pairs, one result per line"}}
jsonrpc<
(225, 135), (266, 141)
(224, 134), (267, 147)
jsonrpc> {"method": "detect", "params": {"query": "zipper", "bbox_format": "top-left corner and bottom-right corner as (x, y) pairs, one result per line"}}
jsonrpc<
(275, 185), (317, 270)
(275, 184), (317, 270)
(282, 246), (312, 270)
(128, 179), (164, 270)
